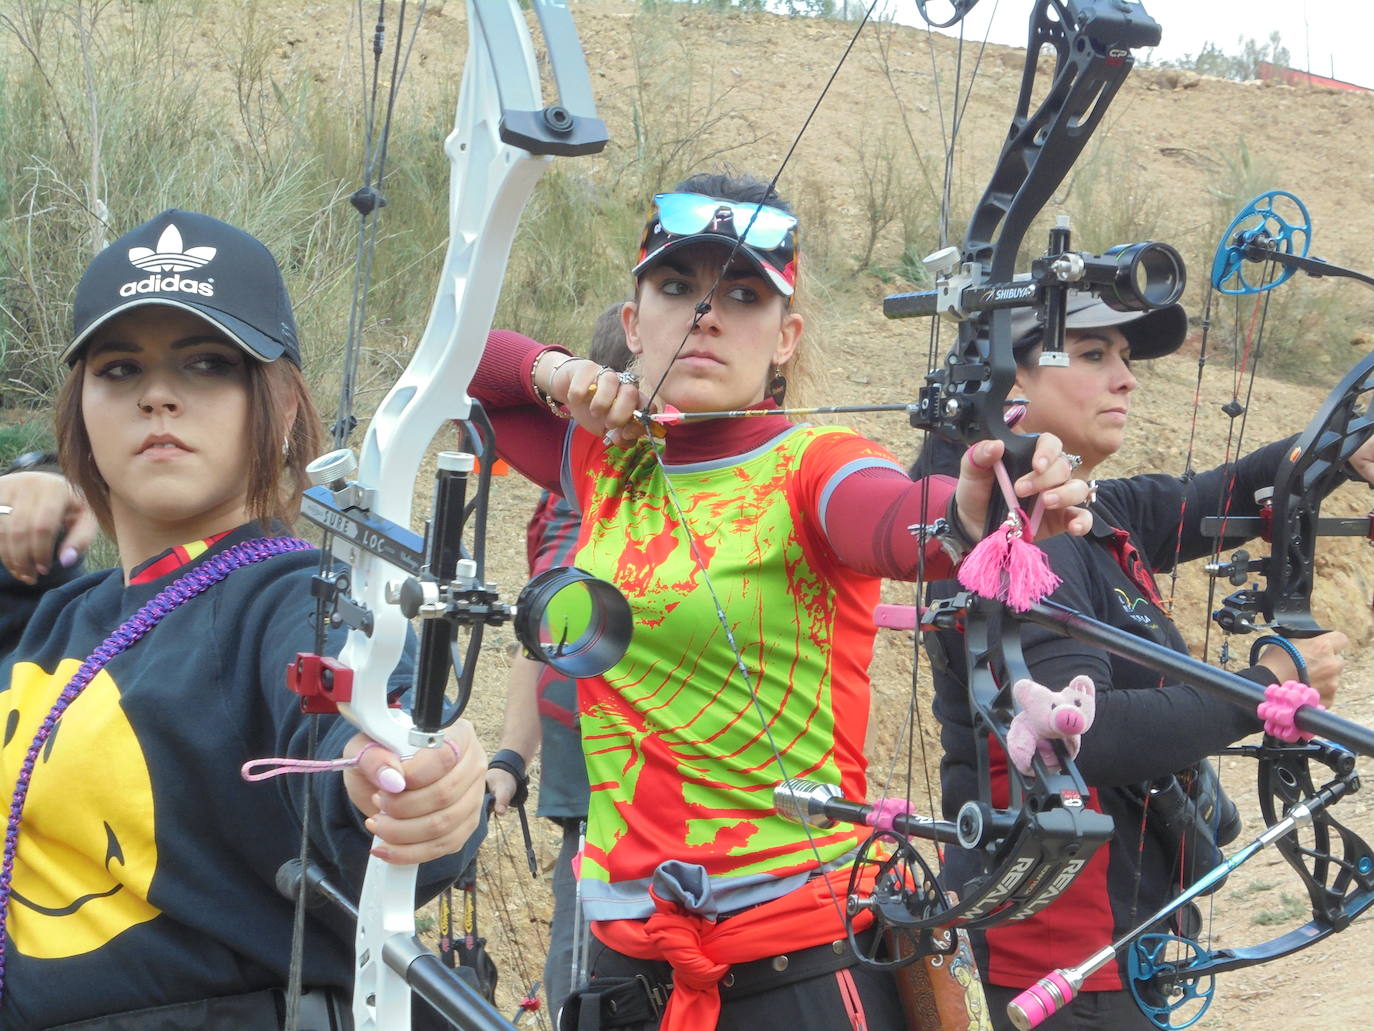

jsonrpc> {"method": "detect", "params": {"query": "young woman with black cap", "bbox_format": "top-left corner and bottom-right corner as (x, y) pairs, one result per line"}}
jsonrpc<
(0, 211), (487, 1029)
(921, 295), (1374, 1030)
(468, 172), (1094, 1031)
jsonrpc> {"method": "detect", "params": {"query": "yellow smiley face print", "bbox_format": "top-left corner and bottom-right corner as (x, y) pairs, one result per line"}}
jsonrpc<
(2, 660), (160, 957)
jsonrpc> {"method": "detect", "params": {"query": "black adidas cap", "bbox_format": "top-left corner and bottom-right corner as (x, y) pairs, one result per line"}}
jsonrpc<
(64, 209), (300, 366)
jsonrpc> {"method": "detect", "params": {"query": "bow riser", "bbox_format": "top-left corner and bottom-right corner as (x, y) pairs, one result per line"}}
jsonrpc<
(297, 1), (608, 1026)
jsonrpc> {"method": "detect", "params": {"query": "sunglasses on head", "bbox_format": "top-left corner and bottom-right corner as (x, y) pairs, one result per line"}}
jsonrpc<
(650, 193), (798, 251)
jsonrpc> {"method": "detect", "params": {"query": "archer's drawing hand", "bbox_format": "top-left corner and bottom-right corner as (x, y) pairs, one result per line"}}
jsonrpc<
(535, 351), (658, 447)
(485, 767), (520, 815)
(1259, 632), (1347, 709)
(0, 471), (97, 584)
(1347, 432), (1374, 486)
(955, 434), (1093, 543)
(343, 720), (488, 864)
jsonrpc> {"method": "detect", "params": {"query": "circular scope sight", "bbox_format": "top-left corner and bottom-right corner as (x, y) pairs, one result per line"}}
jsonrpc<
(514, 566), (633, 678)
(1100, 242), (1186, 312)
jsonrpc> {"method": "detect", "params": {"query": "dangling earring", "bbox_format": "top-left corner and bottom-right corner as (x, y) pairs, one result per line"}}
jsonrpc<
(767, 364), (788, 406)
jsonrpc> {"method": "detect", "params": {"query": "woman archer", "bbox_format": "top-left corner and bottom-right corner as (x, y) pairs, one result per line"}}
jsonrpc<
(469, 171), (1093, 1031)
(921, 291), (1374, 1030)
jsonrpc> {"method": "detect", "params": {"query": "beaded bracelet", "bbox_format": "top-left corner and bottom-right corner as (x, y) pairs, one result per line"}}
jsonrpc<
(530, 352), (573, 418)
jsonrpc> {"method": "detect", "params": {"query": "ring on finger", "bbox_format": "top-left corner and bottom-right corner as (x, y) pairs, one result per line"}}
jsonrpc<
(1062, 452), (1082, 472)
(617, 370), (640, 385)
(1086, 479), (1098, 505)
(586, 365), (613, 397)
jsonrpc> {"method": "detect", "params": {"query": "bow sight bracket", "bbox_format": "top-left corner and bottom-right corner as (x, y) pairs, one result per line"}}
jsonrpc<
(300, 436), (513, 732)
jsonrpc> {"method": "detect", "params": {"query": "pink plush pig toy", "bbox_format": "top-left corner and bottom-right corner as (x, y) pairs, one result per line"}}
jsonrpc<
(1005, 675), (1096, 776)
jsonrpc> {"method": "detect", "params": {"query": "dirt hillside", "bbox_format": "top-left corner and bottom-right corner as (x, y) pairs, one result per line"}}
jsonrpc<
(218, 2), (1374, 1027)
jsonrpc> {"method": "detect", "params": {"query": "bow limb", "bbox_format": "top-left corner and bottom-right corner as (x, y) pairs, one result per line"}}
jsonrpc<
(1124, 741), (1374, 1028)
(1202, 212), (1374, 640)
(299, 1), (607, 1027)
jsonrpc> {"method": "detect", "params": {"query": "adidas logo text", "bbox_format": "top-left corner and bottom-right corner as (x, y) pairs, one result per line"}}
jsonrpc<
(119, 273), (215, 298)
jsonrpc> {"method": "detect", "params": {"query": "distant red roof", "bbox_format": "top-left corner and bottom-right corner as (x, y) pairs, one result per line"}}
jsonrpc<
(1256, 61), (1369, 93)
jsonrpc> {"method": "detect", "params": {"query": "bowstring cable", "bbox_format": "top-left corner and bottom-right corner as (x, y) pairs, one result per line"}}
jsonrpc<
(1149, 255), (1280, 967)
(335, 0), (428, 450)
(486, 816), (555, 1030)
(872, 0), (1000, 910)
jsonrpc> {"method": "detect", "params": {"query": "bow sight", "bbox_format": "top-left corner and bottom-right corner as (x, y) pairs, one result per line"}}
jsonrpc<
(886, 222), (1185, 380)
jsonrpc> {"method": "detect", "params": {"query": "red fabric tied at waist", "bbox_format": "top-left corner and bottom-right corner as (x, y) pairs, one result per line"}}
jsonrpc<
(591, 865), (879, 1031)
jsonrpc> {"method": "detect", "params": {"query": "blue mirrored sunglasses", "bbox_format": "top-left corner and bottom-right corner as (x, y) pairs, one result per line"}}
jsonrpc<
(651, 193), (798, 251)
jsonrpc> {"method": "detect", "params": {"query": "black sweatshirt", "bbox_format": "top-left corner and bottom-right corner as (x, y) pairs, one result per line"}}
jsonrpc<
(0, 525), (475, 1029)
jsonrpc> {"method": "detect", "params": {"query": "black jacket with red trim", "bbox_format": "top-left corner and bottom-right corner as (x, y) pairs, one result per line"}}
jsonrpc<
(927, 438), (1295, 990)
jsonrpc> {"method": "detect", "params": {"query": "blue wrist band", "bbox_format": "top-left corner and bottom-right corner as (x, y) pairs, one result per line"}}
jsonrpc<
(1249, 634), (1308, 685)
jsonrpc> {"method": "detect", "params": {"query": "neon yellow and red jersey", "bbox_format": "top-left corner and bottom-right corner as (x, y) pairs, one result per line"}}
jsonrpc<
(563, 421), (904, 919)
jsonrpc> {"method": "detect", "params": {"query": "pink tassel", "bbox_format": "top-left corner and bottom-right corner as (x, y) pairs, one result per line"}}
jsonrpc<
(956, 452), (1061, 611)
(957, 512), (1061, 611)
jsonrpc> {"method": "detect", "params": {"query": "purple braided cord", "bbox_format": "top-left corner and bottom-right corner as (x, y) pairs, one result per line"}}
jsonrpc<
(0, 536), (311, 1001)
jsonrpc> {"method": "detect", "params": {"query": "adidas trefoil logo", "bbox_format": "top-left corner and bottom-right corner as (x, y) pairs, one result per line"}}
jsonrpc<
(128, 224), (216, 272)
(119, 223), (216, 298)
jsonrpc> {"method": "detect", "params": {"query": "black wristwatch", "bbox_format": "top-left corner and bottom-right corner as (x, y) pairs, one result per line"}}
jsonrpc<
(487, 748), (530, 809)
(922, 494), (979, 565)
(1, 450), (60, 476)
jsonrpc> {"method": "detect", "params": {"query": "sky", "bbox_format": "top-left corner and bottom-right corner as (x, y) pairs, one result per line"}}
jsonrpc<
(908, 0), (1373, 89)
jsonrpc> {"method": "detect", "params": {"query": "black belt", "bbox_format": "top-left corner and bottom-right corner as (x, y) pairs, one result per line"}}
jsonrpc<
(719, 926), (877, 1001)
